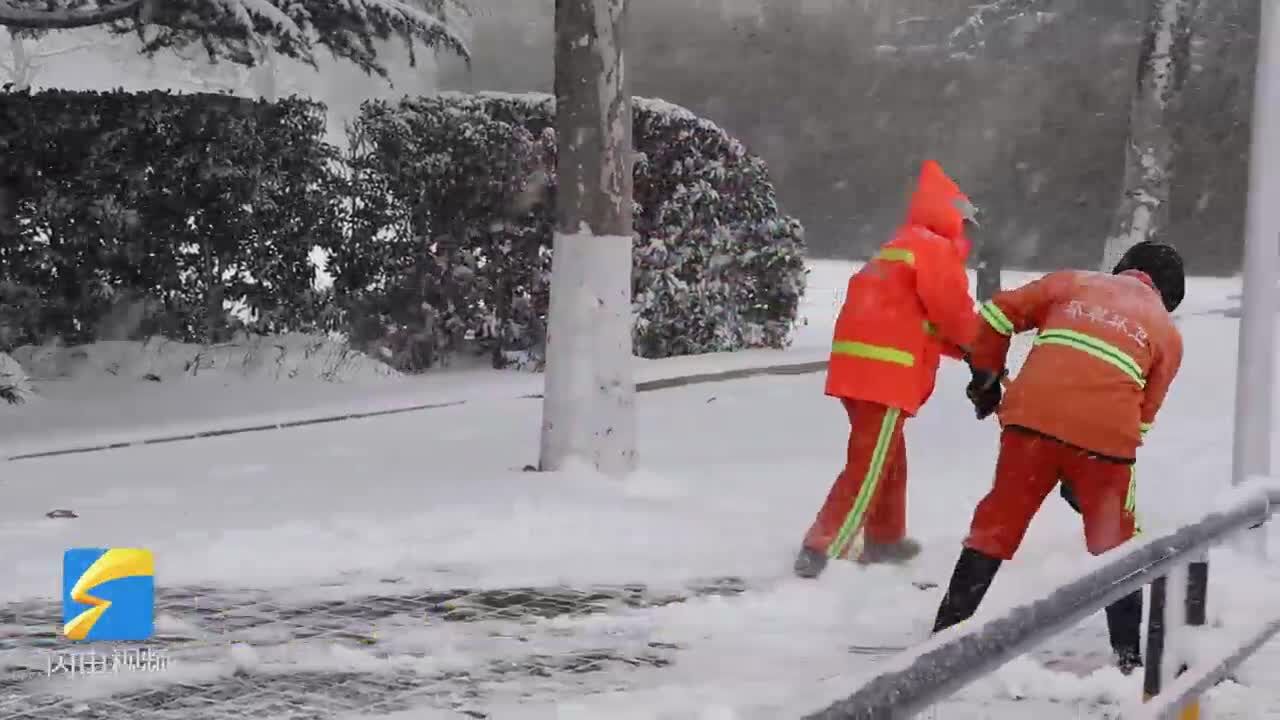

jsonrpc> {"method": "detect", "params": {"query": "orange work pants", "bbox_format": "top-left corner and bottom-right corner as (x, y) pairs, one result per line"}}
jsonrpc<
(803, 399), (908, 559)
(965, 427), (1138, 561)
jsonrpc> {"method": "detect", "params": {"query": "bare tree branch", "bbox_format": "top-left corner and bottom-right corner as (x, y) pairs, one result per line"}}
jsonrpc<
(0, 0), (142, 30)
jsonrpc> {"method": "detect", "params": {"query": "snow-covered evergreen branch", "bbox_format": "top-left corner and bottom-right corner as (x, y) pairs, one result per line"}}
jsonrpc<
(0, 0), (141, 30)
(0, 0), (469, 76)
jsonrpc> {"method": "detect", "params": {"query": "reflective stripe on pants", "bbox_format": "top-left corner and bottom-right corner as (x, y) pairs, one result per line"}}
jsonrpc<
(803, 399), (907, 559)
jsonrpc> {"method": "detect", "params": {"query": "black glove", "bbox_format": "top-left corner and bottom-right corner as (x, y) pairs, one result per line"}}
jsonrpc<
(966, 369), (1002, 420)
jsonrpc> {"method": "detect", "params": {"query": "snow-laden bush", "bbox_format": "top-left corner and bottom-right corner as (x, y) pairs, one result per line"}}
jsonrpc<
(0, 89), (341, 348)
(333, 92), (807, 371)
(0, 89), (805, 373)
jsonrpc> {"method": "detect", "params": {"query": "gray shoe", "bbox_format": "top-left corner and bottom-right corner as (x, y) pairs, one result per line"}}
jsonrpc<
(793, 546), (828, 579)
(856, 538), (922, 565)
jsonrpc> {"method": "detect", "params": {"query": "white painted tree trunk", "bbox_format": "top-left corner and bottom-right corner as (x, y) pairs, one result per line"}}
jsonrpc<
(1100, 0), (1198, 270)
(6, 28), (32, 90)
(539, 0), (636, 477)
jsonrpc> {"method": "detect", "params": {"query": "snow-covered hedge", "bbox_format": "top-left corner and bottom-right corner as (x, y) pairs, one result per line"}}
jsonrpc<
(0, 89), (340, 348)
(333, 92), (807, 370)
(0, 89), (805, 373)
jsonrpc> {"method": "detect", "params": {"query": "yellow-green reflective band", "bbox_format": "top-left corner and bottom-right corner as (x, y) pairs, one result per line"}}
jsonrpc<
(875, 247), (915, 265)
(923, 320), (938, 336)
(1125, 466), (1138, 513)
(1128, 466), (1142, 537)
(829, 407), (901, 559)
(832, 340), (915, 367)
(1034, 329), (1146, 388)
(980, 301), (1015, 336)
(1140, 422), (1153, 436)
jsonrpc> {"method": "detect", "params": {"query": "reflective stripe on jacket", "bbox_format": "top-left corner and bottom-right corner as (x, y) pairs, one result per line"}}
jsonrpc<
(969, 269), (1184, 460)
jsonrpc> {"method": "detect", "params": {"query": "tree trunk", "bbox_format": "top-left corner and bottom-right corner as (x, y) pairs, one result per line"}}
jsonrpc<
(200, 240), (224, 343)
(975, 230), (1003, 302)
(539, 0), (636, 476)
(1100, 0), (1198, 270)
(0, 174), (16, 251)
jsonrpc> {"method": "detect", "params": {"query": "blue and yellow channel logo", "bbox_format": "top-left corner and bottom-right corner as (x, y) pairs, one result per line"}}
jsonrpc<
(61, 548), (154, 641)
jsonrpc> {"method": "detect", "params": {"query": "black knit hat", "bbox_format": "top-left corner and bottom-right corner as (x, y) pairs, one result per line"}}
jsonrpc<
(1112, 241), (1185, 312)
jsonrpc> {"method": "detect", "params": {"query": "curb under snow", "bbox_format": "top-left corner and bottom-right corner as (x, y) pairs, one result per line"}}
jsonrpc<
(3, 348), (830, 462)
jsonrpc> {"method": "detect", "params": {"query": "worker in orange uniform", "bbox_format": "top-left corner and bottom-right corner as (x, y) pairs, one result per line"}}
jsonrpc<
(932, 240), (1185, 675)
(794, 160), (980, 579)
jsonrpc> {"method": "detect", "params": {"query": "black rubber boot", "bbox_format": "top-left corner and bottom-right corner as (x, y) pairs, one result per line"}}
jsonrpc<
(1106, 589), (1144, 675)
(793, 546), (828, 579)
(933, 547), (1003, 633)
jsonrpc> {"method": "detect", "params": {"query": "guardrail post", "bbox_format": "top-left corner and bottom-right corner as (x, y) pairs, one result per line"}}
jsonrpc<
(1180, 554), (1209, 718)
(1144, 563), (1203, 718)
(1144, 575), (1168, 702)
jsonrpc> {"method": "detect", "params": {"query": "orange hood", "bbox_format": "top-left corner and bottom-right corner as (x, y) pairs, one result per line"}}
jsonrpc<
(905, 160), (973, 259)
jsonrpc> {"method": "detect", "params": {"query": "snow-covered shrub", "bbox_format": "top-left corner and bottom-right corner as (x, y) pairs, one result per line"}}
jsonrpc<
(0, 88), (805, 373)
(0, 89), (341, 349)
(335, 91), (803, 366)
(330, 94), (554, 372)
(333, 92), (807, 371)
(629, 98), (808, 357)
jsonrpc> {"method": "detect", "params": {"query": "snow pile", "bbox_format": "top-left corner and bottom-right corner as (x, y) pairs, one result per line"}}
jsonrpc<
(10, 333), (400, 384)
(0, 351), (34, 405)
(1, 267), (1276, 718)
(966, 655), (1137, 705)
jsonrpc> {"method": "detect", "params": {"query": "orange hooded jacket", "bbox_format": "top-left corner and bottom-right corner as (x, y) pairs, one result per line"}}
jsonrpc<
(824, 160), (979, 415)
(970, 268), (1183, 460)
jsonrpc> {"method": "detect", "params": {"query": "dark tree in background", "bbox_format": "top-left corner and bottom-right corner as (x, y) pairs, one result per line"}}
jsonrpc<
(1102, 0), (1201, 269)
(975, 231), (1004, 302)
(439, 0), (1259, 276)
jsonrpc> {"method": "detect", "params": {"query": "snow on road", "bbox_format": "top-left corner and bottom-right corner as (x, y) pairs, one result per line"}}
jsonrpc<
(1, 262), (1278, 719)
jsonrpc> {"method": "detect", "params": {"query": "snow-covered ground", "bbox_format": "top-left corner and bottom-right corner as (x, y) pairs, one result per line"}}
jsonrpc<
(1, 260), (1278, 719)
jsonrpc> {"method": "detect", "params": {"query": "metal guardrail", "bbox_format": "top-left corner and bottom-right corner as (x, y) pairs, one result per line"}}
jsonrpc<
(804, 482), (1280, 720)
(1133, 612), (1280, 719)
